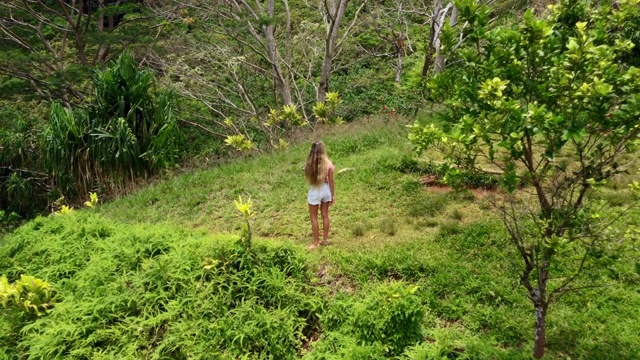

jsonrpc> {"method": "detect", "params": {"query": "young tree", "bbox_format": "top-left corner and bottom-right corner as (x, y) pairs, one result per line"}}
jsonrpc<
(421, 0), (531, 77)
(317, 0), (367, 102)
(409, 0), (640, 358)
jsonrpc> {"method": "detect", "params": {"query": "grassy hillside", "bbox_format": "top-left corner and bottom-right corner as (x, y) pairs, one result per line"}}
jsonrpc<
(1, 117), (639, 359)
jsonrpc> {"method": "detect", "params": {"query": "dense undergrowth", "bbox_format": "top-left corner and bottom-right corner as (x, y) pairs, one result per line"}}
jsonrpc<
(2, 119), (639, 359)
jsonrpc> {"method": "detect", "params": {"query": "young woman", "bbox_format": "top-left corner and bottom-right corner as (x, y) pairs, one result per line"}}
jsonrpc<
(304, 141), (335, 249)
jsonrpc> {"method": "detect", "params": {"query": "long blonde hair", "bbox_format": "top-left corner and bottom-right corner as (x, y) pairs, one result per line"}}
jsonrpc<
(305, 141), (329, 187)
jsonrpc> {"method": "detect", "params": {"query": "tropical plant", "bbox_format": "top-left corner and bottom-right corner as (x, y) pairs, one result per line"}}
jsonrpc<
(1, 275), (53, 317)
(408, 0), (640, 357)
(44, 53), (182, 197)
(234, 196), (255, 250)
(84, 192), (99, 208)
(313, 92), (344, 124)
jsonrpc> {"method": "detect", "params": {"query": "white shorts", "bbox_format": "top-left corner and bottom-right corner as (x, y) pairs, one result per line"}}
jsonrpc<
(308, 183), (332, 205)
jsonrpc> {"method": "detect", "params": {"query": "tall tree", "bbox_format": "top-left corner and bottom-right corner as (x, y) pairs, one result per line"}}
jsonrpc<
(317, 0), (367, 102)
(409, 0), (640, 358)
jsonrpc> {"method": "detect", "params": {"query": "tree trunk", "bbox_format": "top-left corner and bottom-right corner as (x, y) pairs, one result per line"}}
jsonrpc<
(532, 252), (550, 359)
(434, 3), (457, 74)
(421, 0), (442, 77)
(263, 0), (292, 105)
(318, 35), (333, 103)
(395, 47), (403, 84)
(533, 301), (548, 358)
(318, 0), (348, 102)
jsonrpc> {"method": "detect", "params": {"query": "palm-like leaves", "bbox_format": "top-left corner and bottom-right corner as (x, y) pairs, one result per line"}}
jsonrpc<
(45, 53), (181, 195)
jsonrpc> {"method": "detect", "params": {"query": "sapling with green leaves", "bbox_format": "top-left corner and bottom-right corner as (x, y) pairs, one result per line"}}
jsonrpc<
(409, 0), (640, 358)
(234, 196), (255, 250)
(84, 192), (99, 208)
(313, 92), (345, 125)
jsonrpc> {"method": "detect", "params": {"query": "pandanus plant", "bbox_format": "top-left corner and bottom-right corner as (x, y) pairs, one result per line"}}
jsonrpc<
(44, 53), (181, 197)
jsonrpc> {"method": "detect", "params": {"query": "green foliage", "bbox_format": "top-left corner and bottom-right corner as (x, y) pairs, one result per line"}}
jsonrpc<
(409, 1), (640, 356)
(84, 192), (99, 208)
(330, 64), (416, 120)
(0, 274), (54, 355)
(351, 222), (367, 237)
(2, 119), (640, 359)
(438, 220), (464, 237)
(317, 282), (424, 357)
(0, 1), (157, 101)
(379, 217), (398, 236)
(45, 53), (182, 196)
(313, 92), (344, 124)
(408, 193), (450, 217)
(0, 212), (319, 359)
(0, 100), (49, 216)
(0, 210), (21, 236)
(234, 196), (255, 250)
(450, 208), (464, 221)
(0, 275), (54, 317)
(225, 134), (255, 151)
(396, 156), (500, 189)
(402, 327), (532, 360)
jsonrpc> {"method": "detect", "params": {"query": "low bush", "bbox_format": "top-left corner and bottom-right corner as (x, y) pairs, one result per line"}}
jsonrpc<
(395, 156), (500, 190)
(316, 282), (424, 357)
(379, 217), (398, 236)
(0, 212), (320, 359)
(351, 222), (367, 237)
(408, 193), (449, 217)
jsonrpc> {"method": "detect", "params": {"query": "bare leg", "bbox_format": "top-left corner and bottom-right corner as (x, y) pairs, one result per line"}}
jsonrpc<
(309, 204), (320, 249)
(321, 202), (330, 245)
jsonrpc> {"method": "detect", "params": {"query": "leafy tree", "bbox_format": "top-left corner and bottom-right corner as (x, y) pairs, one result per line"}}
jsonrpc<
(408, 0), (640, 357)
(0, 0), (158, 103)
(317, 0), (368, 102)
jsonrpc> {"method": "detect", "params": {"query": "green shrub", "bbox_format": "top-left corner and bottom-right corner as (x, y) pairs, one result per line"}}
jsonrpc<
(319, 282), (424, 357)
(379, 217), (398, 236)
(0, 211), (22, 236)
(0, 212), (319, 359)
(352, 222), (366, 237)
(304, 332), (387, 360)
(349, 282), (424, 356)
(45, 53), (182, 197)
(408, 193), (449, 217)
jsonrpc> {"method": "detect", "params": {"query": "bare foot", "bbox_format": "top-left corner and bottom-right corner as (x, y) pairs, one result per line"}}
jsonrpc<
(308, 243), (319, 250)
(320, 240), (330, 246)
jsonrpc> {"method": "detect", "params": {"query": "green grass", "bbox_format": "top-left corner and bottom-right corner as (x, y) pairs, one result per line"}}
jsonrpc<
(2, 117), (640, 359)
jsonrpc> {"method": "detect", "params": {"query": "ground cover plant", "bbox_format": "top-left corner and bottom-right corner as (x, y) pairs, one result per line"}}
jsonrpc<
(2, 117), (639, 359)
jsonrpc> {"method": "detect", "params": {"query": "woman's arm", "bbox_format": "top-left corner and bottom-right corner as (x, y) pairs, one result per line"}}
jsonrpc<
(328, 167), (335, 205)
